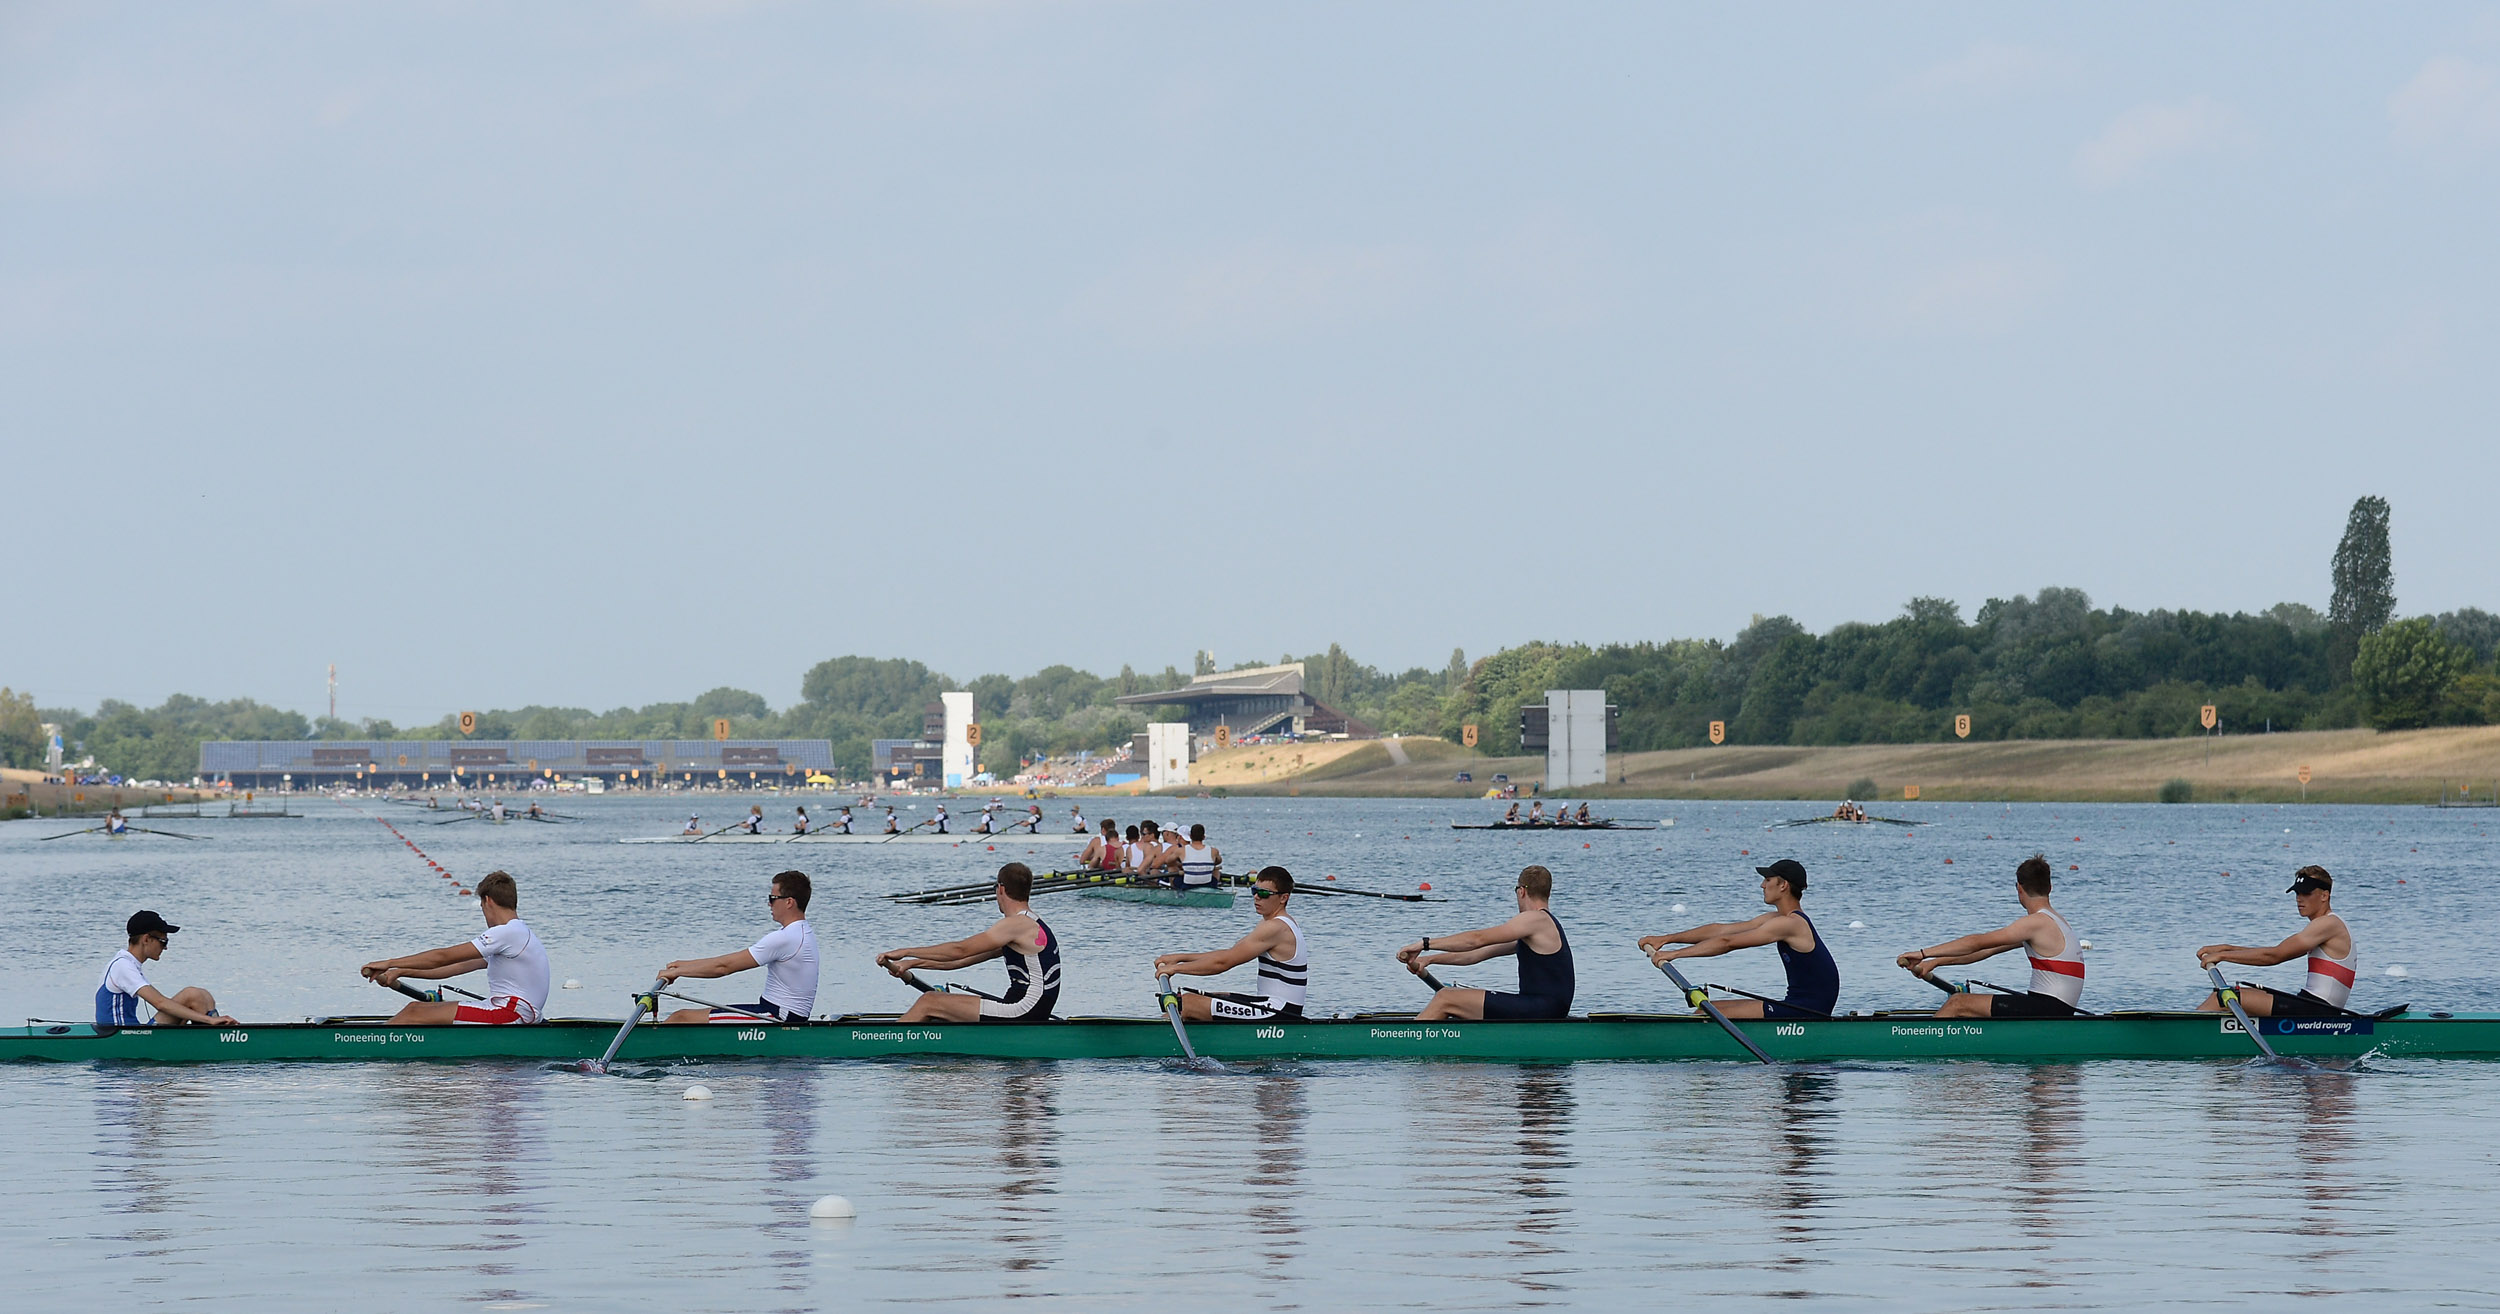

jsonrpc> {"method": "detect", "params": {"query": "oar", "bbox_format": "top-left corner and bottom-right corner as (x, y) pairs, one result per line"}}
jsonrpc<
(1702, 982), (1832, 1020)
(585, 977), (666, 1074)
(688, 822), (744, 842)
(1966, 978), (2101, 1017)
(431, 812), (484, 825)
(2207, 966), (2281, 1061)
(127, 826), (206, 841)
(1155, 973), (1211, 1068)
(377, 978), (485, 1004)
(1653, 957), (1775, 1065)
(38, 827), (103, 841)
(657, 987), (786, 1019)
(899, 969), (1001, 1002)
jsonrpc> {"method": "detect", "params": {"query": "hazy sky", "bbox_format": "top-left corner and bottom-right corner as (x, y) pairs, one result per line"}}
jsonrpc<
(9, 3), (2498, 722)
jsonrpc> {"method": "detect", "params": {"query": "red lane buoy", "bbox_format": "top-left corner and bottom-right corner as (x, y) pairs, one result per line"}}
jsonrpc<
(1943, 858), (1954, 864)
(1419, 883), (1430, 891)
(2068, 864), (2078, 871)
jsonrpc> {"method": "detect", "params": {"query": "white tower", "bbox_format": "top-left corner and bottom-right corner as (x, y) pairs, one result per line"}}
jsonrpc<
(940, 691), (974, 788)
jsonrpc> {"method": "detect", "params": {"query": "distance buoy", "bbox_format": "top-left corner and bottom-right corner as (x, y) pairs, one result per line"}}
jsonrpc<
(2387, 965), (2410, 978)
(562, 979), (581, 990)
(1670, 903), (1686, 914)
(683, 1084), (713, 1101)
(1847, 920), (1867, 930)
(2078, 940), (2093, 950)
(811, 1195), (856, 1219)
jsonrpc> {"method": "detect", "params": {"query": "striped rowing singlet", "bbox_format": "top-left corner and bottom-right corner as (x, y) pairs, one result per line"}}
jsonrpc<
(2025, 907), (2086, 1007)
(997, 913), (1061, 1011)
(1256, 913), (1308, 1009)
(1179, 843), (1216, 887)
(2302, 915), (2357, 1008)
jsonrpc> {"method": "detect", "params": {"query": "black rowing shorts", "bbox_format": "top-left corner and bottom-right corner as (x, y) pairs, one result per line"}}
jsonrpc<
(2240, 984), (2347, 1017)
(1986, 991), (2078, 1019)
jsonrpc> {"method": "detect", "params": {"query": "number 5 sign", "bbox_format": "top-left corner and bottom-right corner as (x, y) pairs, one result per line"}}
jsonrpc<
(1708, 720), (1725, 745)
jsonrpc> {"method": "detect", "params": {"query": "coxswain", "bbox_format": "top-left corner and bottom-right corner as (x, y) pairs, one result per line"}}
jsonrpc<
(792, 805), (810, 835)
(932, 803), (950, 835)
(1398, 864), (1574, 1020)
(97, 910), (235, 1026)
(1176, 824), (1221, 889)
(656, 871), (818, 1023)
(362, 871), (551, 1025)
(1896, 854), (2085, 1017)
(738, 805), (765, 835)
(682, 815), (703, 835)
(833, 806), (854, 835)
(878, 862), (1061, 1023)
(1154, 867), (1306, 1020)
(1077, 819), (1120, 872)
(1641, 858), (1838, 1019)
(104, 808), (128, 835)
(883, 807), (901, 834)
(2196, 867), (2359, 1017)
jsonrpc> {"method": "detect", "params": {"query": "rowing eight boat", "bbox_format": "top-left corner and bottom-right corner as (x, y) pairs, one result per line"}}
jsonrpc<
(1449, 823), (1659, 832)
(1080, 886), (1238, 909)
(6, 1011), (2489, 1065)
(619, 832), (1052, 845)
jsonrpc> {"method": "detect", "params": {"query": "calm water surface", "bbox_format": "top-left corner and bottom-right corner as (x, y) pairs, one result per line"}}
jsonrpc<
(4, 795), (2496, 1309)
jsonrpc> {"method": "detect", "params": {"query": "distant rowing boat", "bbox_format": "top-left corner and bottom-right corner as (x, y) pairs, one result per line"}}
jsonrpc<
(619, 831), (1052, 845)
(1768, 814), (1919, 829)
(1450, 822), (1658, 832)
(5, 1011), (2488, 1065)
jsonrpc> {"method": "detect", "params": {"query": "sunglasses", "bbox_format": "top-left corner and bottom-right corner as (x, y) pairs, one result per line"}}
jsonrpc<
(767, 893), (794, 905)
(1252, 888), (1282, 899)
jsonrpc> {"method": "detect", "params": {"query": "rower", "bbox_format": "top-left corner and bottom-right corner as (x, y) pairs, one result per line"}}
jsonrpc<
(1077, 819), (1120, 872)
(97, 910), (235, 1027)
(657, 871), (818, 1023)
(1502, 803), (1521, 826)
(1020, 804), (1045, 834)
(682, 815), (703, 835)
(526, 801), (543, 821)
(1574, 803), (1593, 826)
(978, 800), (1002, 835)
(1397, 865), (1574, 1021)
(1641, 858), (1838, 1019)
(1176, 824), (1221, 889)
(1070, 805), (1087, 834)
(793, 805), (811, 835)
(833, 806), (855, 835)
(1118, 823), (1146, 874)
(491, 799), (507, 823)
(1153, 867), (1305, 1021)
(1527, 801), (1546, 825)
(877, 862), (1061, 1024)
(361, 871), (550, 1025)
(883, 807), (901, 834)
(2196, 867), (2358, 1017)
(105, 808), (128, 836)
(1897, 854), (2084, 1018)
(932, 803), (949, 834)
(738, 805), (765, 835)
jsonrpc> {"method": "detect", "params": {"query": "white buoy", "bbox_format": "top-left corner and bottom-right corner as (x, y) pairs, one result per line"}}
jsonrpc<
(562, 979), (581, 990)
(682, 1084), (713, 1101)
(1847, 920), (1867, 930)
(1661, 819), (1675, 826)
(811, 1194), (856, 1219)
(2078, 939), (2094, 951)
(1670, 903), (1686, 914)
(2386, 965), (2410, 978)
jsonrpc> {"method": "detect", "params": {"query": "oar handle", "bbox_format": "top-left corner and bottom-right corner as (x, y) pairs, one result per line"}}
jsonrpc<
(384, 978), (444, 1004)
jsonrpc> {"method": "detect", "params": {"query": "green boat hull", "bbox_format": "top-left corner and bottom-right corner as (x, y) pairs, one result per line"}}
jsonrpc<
(1080, 886), (1237, 908)
(5, 1012), (2495, 1065)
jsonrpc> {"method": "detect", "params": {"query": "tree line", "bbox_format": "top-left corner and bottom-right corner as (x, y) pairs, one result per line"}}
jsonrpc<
(12, 499), (2489, 782)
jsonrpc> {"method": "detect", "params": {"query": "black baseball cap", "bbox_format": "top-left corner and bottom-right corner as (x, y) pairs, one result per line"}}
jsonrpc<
(2288, 870), (2332, 895)
(1756, 858), (1809, 893)
(127, 910), (179, 939)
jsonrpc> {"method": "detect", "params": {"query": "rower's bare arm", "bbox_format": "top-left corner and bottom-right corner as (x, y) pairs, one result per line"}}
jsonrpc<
(1900, 922), (2031, 970)
(367, 944), (488, 982)
(1655, 916), (1795, 962)
(1399, 915), (1528, 961)
(662, 950), (759, 983)
(2202, 926), (2319, 969)
(1640, 914), (1767, 952)
(1421, 942), (1516, 968)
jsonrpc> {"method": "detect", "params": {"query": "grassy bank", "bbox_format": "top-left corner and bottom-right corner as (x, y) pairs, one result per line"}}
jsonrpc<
(0, 770), (226, 820)
(1181, 726), (2500, 805)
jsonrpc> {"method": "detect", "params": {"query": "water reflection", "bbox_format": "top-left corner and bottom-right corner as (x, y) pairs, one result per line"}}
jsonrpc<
(753, 1066), (824, 1292)
(372, 1066), (547, 1302)
(92, 1070), (218, 1253)
(1767, 1071), (1836, 1253)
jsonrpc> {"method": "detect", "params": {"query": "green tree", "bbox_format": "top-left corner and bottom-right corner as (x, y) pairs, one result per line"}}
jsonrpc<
(2351, 617), (2468, 730)
(1734, 633), (1818, 743)
(0, 687), (46, 768)
(799, 657), (950, 720)
(2328, 495), (2395, 683)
